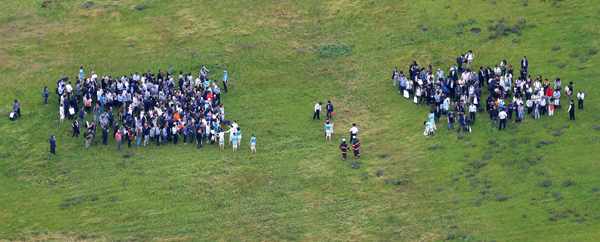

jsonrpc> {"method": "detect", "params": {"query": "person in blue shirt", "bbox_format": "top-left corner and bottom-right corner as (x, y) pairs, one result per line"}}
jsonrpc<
(223, 70), (228, 93)
(182, 125), (188, 144)
(428, 112), (436, 130)
(162, 125), (168, 146)
(79, 66), (84, 80)
(231, 134), (238, 152)
(250, 134), (257, 153)
(423, 121), (434, 136)
(236, 128), (242, 146)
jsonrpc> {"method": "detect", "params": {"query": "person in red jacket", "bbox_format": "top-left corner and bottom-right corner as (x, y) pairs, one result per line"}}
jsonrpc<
(352, 138), (360, 159)
(340, 139), (349, 161)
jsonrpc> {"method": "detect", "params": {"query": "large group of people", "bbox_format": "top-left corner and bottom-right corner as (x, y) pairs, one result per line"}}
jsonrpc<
(391, 52), (585, 136)
(47, 66), (258, 154)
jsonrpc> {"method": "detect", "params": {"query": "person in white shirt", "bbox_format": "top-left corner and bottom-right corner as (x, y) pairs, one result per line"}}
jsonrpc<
(313, 102), (322, 120)
(498, 109), (507, 131)
(469, 103), (477, 122)
(465, 50), (474, 69)
(349, 123), (359, 143)
(494, 65), (501, 76)
(65, 82), (73, 94)
(577, 92), (585, 109)
(91, 71), (98, 81)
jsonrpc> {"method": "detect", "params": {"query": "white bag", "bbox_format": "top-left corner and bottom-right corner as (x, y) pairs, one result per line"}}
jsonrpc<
(404, 90), (409, 98)
(9, 112), (15, 118)
(69, 107), (75, 115)
(414, 96), (418, 104)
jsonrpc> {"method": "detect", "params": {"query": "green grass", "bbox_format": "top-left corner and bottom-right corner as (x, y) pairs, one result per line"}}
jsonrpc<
(1, 0), (600, 241)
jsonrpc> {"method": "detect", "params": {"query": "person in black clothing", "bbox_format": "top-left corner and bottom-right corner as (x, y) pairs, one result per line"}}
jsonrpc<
(352, 138), (361, 159)
(568, 100), (575, 120)
(196, 124), (203, 149)
(72, 118), (80, 138)
(521, 56), (528, 71)
(340, 139), (349, 161)
(434, 106), (442, 123)
(457, 55), (464, 70)
(102, 126), (109, 146)
(326, 101), (334, 120)
(49, 134), (56, 154)
(478, 67), (485, 88)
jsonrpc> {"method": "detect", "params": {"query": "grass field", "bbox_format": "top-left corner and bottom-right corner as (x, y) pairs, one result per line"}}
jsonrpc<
(1, 0), (600, 241)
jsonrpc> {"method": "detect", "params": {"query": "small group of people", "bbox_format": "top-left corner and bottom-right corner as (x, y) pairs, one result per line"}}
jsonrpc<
(311, 100), (361, 161)
(391, 52), (586, 136)
(48, 66), (258, 155)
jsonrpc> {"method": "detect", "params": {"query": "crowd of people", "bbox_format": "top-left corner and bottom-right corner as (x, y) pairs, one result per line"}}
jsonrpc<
(47, 66), (258, 154)
(391, 52), (585, 136)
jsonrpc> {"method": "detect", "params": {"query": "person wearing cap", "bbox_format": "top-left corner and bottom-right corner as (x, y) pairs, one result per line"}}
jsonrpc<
(222, 70), (228, 93)
(250, 134), (257, 153)
(49, 134), (56, 154)
(340, 139), (349, 160)
(466, 50), (474, 69)
(313, 102), (322, 120)
(352, 137), (361, 159)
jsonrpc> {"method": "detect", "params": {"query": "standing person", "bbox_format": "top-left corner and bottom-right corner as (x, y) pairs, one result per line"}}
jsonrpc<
(458, 112), (467, 133)
(447, 110), (455, 130)
(84, 128), (93, 149)
(469, 103), (477, 122)
(352, 137), (361, 159)
(72, 118), (80, 138)
(498, 108), (507, 131)
(465, 50), (474, 69)
(490, 106), (499, 124)
(79, 66), (84, 80)
(93, 103), (101, 124)
(143, 124), (150, 147)
(49, 134), (56, 154)
(115, 130), (122, 151)
(349, 123), (359, 143)
(60, 103), (65, 123)
(102, 126), (109, 146)
(136, 126), (142, 148)
(521, 56), (528, 71)
(250, 134), (257, 153)
(219, 129), (225, 150)
(392, 67), (399, 87)
(127, 126), (134, 148)
(428, 112), (436, 130)
(577, 92), (585, 109)
(222, 70), (228, 93)
(171, 125), (178, 145)
(43, 87), (49, 106)
(340, 139), (349, 161)
(534, 101), (541, 120)
(196, 125), (203, 149)
(232, 134), (238, 152)
(326, 101), (334, 120)
(325, 120), (333, 141)
(237, 128), (242, 147)
(13, 100), (21, 118)
(500, 60), (507, 76)
(457, 54), (465, 71)
(568, 100), (575, 120)
(549, 99), (555, 117)
(313, 102), (322, 120)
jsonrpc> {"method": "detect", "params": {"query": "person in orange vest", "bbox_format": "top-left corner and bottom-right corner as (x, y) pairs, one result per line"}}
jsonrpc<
(339, 139), (349, 161)
(352, 137), (360, 159)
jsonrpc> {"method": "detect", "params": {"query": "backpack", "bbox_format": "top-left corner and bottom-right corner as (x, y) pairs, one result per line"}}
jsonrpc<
(85, 99), (91, 106)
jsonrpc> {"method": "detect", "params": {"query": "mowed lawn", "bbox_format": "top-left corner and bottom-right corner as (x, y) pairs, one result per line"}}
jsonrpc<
(0, 0), (599, 241)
